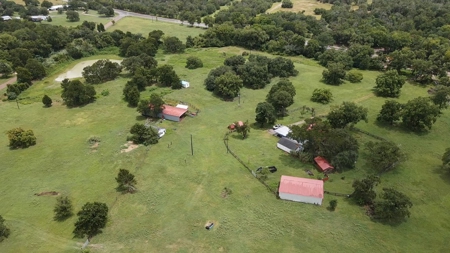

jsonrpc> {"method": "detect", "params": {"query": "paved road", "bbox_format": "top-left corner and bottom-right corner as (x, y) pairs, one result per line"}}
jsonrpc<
(105, 9), (208, 30)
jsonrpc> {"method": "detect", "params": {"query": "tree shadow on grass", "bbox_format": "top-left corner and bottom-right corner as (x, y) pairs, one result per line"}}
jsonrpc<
(135, 115), (148, 121)
(249, 122), (271, 130)
(373, 120), (431, 137)
(229, 133), (245, 140)
(370, 217), (407, 227)
(432, 165), (450, 185)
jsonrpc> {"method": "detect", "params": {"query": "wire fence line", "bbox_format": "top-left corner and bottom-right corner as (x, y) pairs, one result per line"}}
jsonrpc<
(223, 133), (278, 196)
(351, 127), (387, 141)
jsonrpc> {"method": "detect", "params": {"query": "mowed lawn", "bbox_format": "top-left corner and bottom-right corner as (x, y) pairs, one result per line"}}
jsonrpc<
(0, 47), (449, 253)
(45, 12), (115, 27)
(112, 17), (206, 41)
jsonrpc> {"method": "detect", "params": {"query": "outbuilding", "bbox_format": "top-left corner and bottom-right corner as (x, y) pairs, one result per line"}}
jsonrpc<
(277, 138), (302, 153)
(48, 5), (66, 11)
(278, 175), (324, 205)
(1, 16), (12, 21)
(181, 80), (190, 88)
(160, 105), (187, 122)
(314, 156), (334, 173)
(274, 126), (291, 138)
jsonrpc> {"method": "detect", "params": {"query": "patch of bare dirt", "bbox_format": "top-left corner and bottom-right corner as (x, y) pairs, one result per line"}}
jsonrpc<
(34, 191), (60, 196)
(121, 141), (139, 153)
(90, 142), (99, 152)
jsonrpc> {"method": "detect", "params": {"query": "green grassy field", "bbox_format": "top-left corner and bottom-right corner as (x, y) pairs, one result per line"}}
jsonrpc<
(112, 17), (206, 42)
(0, 47), (449, 253)
(45, 12), (115, 27)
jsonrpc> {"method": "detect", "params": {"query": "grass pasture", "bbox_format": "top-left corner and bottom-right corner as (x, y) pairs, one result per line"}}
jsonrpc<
(267, 0), (333, 17)
(45, 12), (115, 27)
(113, 17), (206, 42)
(0, 47), (450, 253)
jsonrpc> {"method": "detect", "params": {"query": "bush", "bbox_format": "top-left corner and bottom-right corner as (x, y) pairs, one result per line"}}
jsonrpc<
(42, 94), (52, 107)
(329, 200), (338, 211)
(101, 89), (110, 96)
(129, 123), (159, 146)
(87, 136), (101, 144)
(0, 215), (10, 242)
(185, 56), (203, 69)
(311, 88), (333, 104)
(346, 70), (363, 83)
(53, 196), (73, 221)
(281, 0), (293, 8)
(6, 127), (36, 149)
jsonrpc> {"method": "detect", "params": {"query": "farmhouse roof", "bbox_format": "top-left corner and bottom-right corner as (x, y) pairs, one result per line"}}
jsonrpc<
(162, 105), (187, 117)
(279, 175), (324, 198)
(274, 126), (291, 137)
(278, 138), (300, 150)
(314, 156), (334, 172)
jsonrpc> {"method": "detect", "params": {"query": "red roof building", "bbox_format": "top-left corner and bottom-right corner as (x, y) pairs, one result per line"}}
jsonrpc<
(278, 175), (324, 205)
(314, 156), (334, 173)
(160, 105), (187, 122)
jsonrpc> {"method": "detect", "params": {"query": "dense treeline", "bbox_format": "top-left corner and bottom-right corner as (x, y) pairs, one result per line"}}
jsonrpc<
(191, 0), (450, 85)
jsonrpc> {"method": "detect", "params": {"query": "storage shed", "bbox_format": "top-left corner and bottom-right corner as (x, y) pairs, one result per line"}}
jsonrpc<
(278, 175), (324, 205)
(277, 138), (302, 153)
(314, 156), (334, 173)
(160, 105), (187, 122)
(274, 126), (291, 137)
(181, 80), (190, 88)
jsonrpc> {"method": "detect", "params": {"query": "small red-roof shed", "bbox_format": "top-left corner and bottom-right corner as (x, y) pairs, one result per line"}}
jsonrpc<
(278, 175), (324, 205)
(161, 105), (187, 122)
(314, 156), (334, 173)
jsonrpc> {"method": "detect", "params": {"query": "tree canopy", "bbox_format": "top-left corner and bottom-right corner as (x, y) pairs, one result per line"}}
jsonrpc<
(374, 71), (405, 98)
(115, 169), (137, 193)
(61, 79), (96, 107)
(82, 60), (122, 84)
(322, 62), (346, 85)
(374, 188), (413, 223)
(352, 175), (381, 206)
(365, 141), (406, 173)
(129, 123), (159, 146)
(214, 72), (243, 99)
(377, 100), (403, 125)
(73, 202), (108, 239)
(255, 102), (277, 127)
(327, 102), (368, 128)
(401, 97), (440, 131)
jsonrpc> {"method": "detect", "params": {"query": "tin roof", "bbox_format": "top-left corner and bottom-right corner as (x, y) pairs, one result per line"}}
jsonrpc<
(279, 175), (324, 198)
(162, 105), (187, 117)
(314, 156), (334, 172)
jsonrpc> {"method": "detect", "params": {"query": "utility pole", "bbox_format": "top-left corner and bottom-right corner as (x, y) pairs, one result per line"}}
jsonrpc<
(238, 93), (240, 105)
(15, 98), (19, 109)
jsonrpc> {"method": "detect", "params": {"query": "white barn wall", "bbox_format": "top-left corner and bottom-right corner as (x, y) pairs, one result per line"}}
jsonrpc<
(163, 114), (180, 122)
(279, 192), (322, 205)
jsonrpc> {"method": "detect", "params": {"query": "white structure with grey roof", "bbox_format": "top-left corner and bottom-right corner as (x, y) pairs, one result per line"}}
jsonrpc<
(274, 126), (291, 138)
(277, 137), (303, 153)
